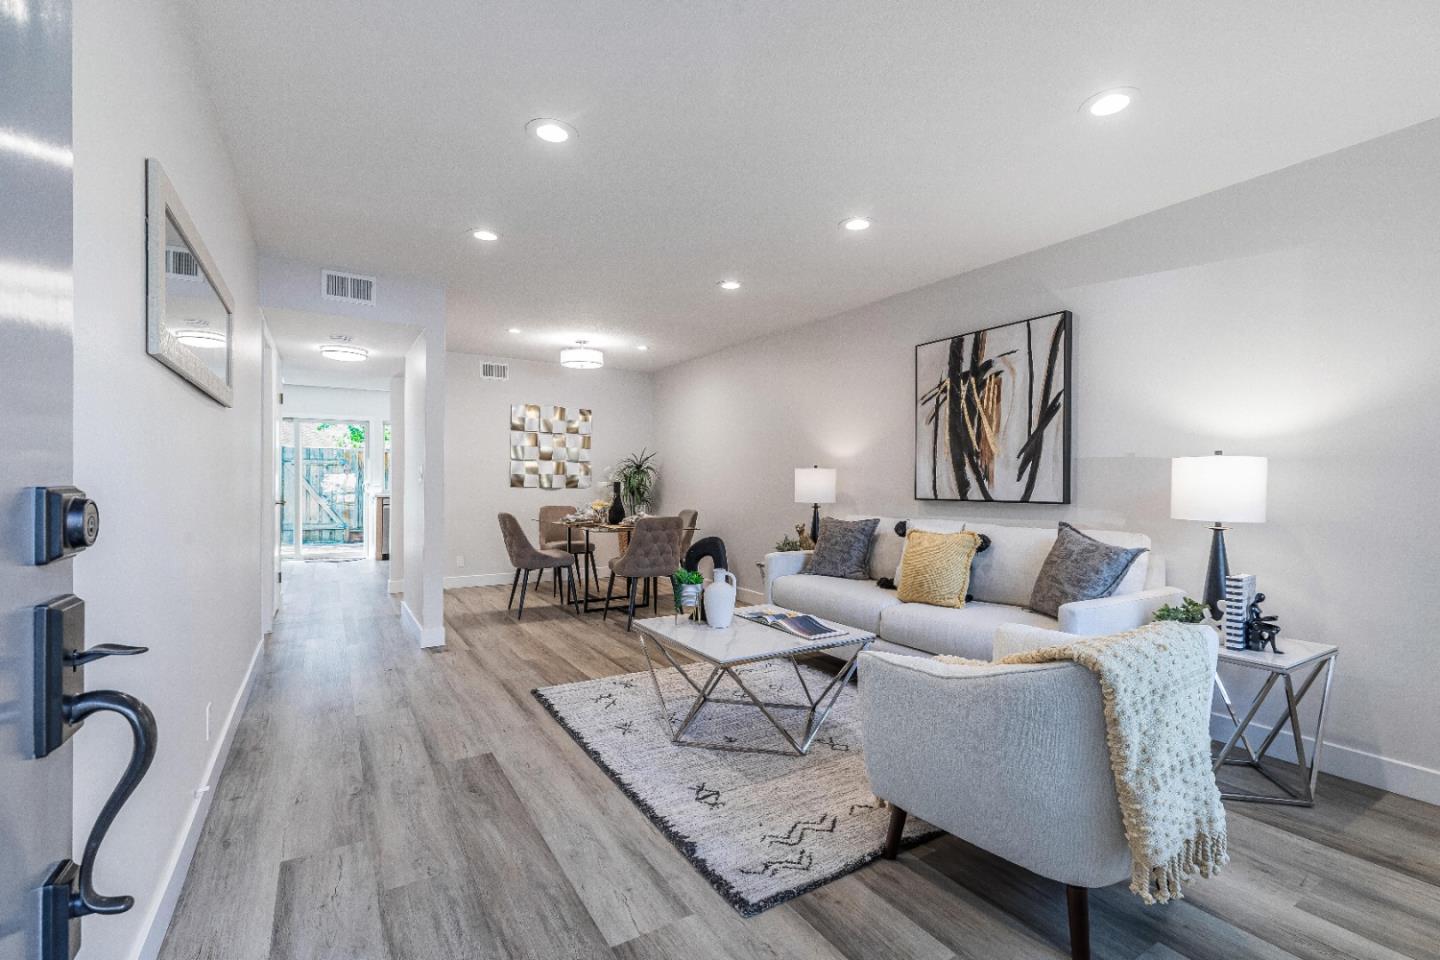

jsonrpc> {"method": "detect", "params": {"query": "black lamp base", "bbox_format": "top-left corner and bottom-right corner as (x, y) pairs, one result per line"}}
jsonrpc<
(809, 504), (821, 544)
(1203, 523), (1230, 620)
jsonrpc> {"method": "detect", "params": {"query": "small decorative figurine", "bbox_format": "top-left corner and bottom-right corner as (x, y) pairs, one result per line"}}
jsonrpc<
(1243, 593), (1283, 654)
(794, 523), (815, 551)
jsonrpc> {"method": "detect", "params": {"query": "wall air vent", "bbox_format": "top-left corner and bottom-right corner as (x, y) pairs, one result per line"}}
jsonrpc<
(480, 361), (509, 381)
(321, 269), (376, 305)
(166, 246), (200, 279)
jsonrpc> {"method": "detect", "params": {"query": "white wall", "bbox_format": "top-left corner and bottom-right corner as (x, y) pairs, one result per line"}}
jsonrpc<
(73, 1), (265, 957)
(444, 353), (657, 586)
(654, 118), (1440, 804)
(388, 373), (405, 592)
(401, 335), (439, 642)
(260, 330), (279, 632)
(282, 382), (391, 423)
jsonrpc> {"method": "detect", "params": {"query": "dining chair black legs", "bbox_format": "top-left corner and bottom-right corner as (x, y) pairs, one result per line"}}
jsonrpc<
(516, 568), (532, 619)
(507, 565), (580, 619)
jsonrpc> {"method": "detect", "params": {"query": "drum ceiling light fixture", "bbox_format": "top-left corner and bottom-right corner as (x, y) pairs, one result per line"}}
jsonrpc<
(560, 340), (603, 369)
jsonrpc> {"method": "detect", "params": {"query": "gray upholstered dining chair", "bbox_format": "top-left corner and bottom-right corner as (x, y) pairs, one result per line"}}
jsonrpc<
(497, 512), (579, 619)
(604, 516), (684, 630)
(677, 508), (699, 555)
(538, 504), (599, 595)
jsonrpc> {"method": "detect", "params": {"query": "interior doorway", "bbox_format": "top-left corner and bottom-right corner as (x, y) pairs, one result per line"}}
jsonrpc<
(280, 417), (369, 560)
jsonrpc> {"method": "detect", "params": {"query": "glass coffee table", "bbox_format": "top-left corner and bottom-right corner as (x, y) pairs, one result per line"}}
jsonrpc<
(630, 609), (874, 756)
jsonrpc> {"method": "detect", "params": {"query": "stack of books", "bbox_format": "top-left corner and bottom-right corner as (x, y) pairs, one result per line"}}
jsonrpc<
(1222, 574), (1256, 650)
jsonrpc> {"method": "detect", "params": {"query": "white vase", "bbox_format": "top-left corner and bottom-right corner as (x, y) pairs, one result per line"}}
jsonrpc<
(705, 568), (738, 629)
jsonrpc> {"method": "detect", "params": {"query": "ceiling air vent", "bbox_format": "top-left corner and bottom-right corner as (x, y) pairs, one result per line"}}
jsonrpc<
(480, 361), (509, 381)
(166, 246), (200, 279)
(321, 269), (376, 305)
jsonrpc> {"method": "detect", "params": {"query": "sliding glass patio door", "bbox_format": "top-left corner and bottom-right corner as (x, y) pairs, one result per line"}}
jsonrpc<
(280, 418), (368, 559)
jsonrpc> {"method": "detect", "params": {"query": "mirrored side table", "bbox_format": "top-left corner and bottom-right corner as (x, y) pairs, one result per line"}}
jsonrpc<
(1212, 637), (1338, 806)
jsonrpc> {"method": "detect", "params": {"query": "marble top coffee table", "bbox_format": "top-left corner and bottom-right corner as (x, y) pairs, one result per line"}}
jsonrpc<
(630, 610), (874, 756)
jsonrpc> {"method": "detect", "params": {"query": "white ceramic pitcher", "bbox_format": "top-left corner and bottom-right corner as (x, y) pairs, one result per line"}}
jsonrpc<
(704, 568), (738, 628)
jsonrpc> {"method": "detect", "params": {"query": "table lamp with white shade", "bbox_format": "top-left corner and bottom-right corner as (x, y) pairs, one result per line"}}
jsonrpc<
(794, 466), (836, 544)
(1171, 451), (1268, 619)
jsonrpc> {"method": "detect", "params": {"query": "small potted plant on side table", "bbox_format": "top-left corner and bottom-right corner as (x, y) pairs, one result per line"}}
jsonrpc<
(672, 568), (704, 623)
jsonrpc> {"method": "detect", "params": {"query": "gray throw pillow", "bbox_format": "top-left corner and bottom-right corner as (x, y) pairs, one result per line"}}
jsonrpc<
(803, 517), (879, 579)
(1028, 522), (1148, 618)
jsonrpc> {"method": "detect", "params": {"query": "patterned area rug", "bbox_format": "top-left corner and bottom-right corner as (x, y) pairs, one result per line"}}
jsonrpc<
(533, 658), (936, 916)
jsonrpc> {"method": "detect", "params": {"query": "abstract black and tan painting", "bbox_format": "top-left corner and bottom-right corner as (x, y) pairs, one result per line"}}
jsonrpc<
(914, 311), (1071, 503)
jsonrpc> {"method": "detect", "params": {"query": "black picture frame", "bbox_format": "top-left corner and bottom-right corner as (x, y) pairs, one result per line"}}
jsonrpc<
(913, 310), (1072, 504)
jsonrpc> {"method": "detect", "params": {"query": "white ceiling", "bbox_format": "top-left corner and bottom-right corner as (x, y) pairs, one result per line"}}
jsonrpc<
(268, 308), (420, 390)
(185, 1), (1440, 371)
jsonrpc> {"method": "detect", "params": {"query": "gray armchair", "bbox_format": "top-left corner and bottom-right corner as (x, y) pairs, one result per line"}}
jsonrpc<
(859, 622), (1219, 960)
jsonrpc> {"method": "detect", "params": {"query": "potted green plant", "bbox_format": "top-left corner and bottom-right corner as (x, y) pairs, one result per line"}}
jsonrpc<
(1153, 597), (1208, 624)
(672, 567), (704, 621)
(614, 448), (659, 517)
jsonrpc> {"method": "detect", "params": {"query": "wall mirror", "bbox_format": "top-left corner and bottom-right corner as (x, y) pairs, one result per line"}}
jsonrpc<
(145, 158), (235, 406)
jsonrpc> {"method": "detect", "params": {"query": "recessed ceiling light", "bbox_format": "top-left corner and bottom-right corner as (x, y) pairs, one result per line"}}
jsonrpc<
(1081, 87), (1137, 117)
(507, 327), (521, 334)
(173, 326), (226, 349)
(637, 344), (648, 351)
(560, 340), (603, 369)
(320, 345), (369, 363)
(717, 279), (741, 291)
(840, 217), (872, 232)
(471, 228), (499, 242)
(526, 118), (576, 143)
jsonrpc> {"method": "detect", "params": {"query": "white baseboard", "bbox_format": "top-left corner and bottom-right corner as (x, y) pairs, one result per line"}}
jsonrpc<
(134, 634), (266, 960)
(387, 578), (403, 594)
(738, 586), (765, 604)
(1210, 712), (1440, 806)
(443, 571), (516, 589)
(400, 599), (445, 648)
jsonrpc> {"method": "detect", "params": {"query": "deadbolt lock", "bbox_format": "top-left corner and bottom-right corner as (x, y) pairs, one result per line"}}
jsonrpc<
(34, 486), (100, 564)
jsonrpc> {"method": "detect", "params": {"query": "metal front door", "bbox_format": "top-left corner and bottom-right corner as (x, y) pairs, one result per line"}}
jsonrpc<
(1, 2), (76, 959)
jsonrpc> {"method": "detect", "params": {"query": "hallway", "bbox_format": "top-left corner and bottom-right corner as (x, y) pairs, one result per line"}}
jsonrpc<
(155, 561), (1440, 960)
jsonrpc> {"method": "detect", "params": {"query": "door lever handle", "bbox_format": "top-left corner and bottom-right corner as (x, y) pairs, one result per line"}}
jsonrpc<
(62, 690), (158, 916)
(66, 643), (148, 667)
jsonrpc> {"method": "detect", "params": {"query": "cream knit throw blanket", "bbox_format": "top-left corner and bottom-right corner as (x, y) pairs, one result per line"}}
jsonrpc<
(939, 622), (1227, 903)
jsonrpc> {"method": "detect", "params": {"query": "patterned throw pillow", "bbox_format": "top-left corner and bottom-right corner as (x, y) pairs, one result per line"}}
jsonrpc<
(802, 517), (879, 579)
(896, 530), (984, 608)
(1028, 522), (1148, 617)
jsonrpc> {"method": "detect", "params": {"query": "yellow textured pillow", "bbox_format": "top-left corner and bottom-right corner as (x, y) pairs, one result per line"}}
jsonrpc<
(896, 530), (982, 608)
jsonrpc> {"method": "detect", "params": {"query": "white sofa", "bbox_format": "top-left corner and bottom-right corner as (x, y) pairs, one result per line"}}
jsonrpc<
(763, 516), (1182, 660)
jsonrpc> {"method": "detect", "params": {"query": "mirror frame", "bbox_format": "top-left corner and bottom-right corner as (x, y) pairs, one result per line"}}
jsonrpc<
(145, 158), (235, 407)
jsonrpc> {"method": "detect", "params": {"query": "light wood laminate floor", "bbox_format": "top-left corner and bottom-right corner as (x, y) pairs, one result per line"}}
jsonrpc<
(158, 560), (1440, 960)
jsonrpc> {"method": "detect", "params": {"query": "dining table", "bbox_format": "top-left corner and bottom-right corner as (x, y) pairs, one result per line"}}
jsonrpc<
(540, 517), (698, 615)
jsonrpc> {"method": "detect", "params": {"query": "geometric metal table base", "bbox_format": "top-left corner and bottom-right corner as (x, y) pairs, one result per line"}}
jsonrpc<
(637, 630), (871, 757)
(1213, 653), (1337, 806)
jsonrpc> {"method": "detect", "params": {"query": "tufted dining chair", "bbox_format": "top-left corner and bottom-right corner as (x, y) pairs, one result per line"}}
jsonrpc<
(498, 512), (579, 619)
(538, 504), (599, 596)
(677, 508), (699, 555)
(604, 516), (684, 630)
